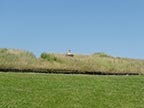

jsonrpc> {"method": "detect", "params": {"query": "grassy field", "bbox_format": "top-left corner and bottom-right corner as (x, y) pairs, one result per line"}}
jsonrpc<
(0, 72), (144, 108)
(1, 48), (144, 74)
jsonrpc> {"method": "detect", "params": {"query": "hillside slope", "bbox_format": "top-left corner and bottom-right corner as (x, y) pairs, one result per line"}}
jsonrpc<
(0, 48), (144, 75)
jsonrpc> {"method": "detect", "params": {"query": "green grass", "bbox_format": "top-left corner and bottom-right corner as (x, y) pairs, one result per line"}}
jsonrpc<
(0, 72), (144, 108)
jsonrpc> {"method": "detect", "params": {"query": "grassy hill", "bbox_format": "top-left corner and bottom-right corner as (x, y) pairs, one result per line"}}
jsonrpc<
(0, 48), (37, 69)
(0, 48), (144, 74)
(0, 72), (144, 108)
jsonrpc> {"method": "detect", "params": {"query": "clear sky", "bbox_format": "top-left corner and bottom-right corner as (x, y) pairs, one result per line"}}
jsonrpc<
(0, 0), (144, 58)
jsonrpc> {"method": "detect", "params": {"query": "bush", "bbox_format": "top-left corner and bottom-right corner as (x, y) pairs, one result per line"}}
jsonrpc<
(93, 52), (112, 58)
(41, 53), (57, 61)
(0, 48), (8, 53)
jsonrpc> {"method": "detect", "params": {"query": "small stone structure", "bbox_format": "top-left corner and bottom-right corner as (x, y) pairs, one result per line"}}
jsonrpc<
(66, 50), (74, 57)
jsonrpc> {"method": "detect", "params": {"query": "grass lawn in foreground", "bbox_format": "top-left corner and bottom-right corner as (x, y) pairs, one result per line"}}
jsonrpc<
(0, 72), (144, 108)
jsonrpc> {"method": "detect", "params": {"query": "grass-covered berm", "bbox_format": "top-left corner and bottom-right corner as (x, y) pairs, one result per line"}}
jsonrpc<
(0, 72), (144, 108)
(0, 48), (144, 74)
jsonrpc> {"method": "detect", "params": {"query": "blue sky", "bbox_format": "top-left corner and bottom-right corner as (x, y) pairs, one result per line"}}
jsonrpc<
(0, 0), (144, 58)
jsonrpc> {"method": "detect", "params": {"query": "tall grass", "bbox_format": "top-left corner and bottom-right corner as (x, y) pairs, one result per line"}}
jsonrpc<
(0, 48), (37, 69)
(40, 52), (144, 74)
(0, 48), (144, 74)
